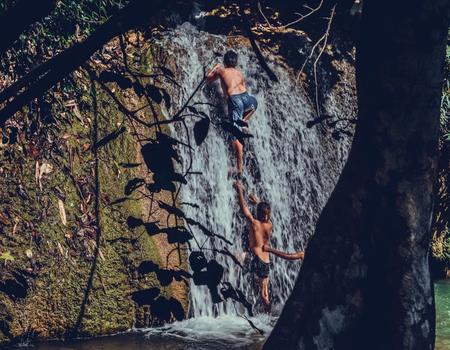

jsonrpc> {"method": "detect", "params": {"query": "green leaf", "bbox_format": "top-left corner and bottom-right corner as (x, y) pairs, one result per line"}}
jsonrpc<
(0, 251), (15, 262)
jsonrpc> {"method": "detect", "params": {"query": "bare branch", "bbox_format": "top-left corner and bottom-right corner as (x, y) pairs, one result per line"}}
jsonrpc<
(257, 0), (324, 30)
(297, 5), (336, 117)
(281, 0), (324, 29)
(257, 2), (275, 28)
(241, 7), (278, 82)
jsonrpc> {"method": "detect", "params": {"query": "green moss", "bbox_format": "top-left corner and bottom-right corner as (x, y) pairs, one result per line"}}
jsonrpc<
(0, 69), (177, 344)
(0, 31), (192, 345)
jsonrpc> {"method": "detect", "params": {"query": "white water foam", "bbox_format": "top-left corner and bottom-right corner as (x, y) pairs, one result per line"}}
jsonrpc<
(145, 314), (271, 349)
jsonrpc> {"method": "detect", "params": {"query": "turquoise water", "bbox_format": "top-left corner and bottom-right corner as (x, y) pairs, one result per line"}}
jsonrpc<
(436, 280), (450, 350)
(5, 281), (450, 350)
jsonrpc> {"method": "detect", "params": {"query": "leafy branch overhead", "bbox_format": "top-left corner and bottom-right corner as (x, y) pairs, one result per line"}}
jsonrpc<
(0, 0), (173, 126)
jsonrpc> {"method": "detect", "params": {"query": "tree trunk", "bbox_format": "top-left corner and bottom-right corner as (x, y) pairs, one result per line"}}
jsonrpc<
(264, 0), (449, 349)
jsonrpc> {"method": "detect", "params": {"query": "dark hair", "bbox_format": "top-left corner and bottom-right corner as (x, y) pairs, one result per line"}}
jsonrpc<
(224, 50), (238, 68)
(256, 202), (271, 221)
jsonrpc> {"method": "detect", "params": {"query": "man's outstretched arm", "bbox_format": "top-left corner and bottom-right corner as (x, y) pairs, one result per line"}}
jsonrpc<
(206, 63), (222, 83)
(263, 245), (304, 261)
(234, 181), (254, 221)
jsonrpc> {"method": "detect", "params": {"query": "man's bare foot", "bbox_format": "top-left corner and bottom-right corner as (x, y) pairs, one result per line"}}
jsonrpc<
(249, 193), (259, 205)
(263, 300), (271, 313)
(234, 251), (247, 265)
(260, 290), (271, 313)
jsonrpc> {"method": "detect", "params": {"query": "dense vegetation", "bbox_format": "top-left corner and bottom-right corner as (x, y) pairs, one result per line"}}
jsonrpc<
(431, 41), (450, 277)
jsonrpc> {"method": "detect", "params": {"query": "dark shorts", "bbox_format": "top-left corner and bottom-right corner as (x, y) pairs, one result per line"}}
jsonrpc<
(227, 92), (258, 141)
(243, 252), (270, 279)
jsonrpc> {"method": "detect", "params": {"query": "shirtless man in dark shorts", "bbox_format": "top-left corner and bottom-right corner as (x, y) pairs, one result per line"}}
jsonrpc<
(233, 180), (304, 307)
(206, 50), (258, 175)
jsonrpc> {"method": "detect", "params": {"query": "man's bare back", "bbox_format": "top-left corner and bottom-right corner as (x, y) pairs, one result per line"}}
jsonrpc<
(248, 213), (272, 263)
(207, 64), (247, 97)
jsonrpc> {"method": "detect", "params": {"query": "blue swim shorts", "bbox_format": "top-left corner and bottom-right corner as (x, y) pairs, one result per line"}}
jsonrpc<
(227, 92), (258, 134)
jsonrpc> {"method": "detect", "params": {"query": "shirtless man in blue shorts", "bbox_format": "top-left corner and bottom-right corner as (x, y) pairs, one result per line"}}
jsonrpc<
(206, 50), (258, 175)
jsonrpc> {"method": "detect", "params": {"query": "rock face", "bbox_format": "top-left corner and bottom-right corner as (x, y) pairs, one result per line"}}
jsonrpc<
(0, 37), (189, 344)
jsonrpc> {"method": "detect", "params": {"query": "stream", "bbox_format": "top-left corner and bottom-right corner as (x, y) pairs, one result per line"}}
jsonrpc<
(6, 281), (450, 350)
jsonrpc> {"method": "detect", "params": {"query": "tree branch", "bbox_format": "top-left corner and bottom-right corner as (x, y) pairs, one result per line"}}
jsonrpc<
(257, 0), (324, 29)
(241, 7), (278, 82)
(0, 0), (170, 127)
(296, 5), (336, 117)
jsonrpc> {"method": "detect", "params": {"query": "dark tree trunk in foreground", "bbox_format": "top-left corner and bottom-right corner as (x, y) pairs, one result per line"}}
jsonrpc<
(264, 0), (448, 349)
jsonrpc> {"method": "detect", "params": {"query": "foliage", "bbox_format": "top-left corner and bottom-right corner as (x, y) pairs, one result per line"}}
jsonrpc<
(432, 229), (450, 262)
(440, 44), (450, 141)
(0, 62), (165, 340)
(431, 38), (450, 271)
(0, 251), (14, 264)
(0, 0), (129, 74)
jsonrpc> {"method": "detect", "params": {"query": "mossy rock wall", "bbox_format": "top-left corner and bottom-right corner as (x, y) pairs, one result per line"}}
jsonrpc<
(0, 37), (189, 345)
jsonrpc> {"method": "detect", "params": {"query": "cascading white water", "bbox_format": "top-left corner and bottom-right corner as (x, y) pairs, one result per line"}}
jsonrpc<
(156, 22), (352, 319)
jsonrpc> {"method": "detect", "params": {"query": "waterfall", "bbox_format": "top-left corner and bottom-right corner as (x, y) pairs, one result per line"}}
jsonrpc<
(155, 22), (352, 319)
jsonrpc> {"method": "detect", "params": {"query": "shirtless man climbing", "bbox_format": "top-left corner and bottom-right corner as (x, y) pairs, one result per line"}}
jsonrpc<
(233, 180), (304, 308)
(206, 50), (258, 175)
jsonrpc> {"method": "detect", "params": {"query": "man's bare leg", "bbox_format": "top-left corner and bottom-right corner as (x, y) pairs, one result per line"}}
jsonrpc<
(260, 277), (270, 310)
(231, 139), (244, 174)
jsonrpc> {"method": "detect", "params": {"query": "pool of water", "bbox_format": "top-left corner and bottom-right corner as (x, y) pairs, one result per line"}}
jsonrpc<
(6, 281), (450, 350)
(16, 315), (270, 350)
(436, 279), (450, 350)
